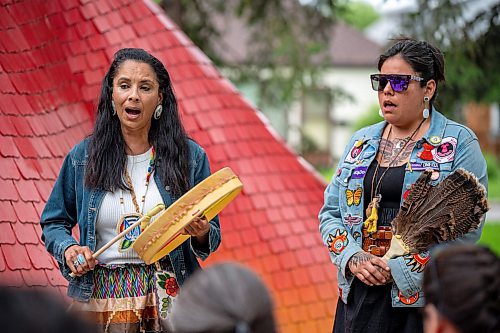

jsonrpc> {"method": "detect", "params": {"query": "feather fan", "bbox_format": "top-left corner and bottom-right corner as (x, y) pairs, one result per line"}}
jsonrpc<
(383, 168), (489, 259)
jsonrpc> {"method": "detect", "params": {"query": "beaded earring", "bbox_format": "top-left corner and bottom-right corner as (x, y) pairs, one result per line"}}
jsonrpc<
(423, 96), (430, 119)
(154, 104), (163, 120)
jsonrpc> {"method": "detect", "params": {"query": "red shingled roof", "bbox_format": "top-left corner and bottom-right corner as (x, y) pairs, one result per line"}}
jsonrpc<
(0, 0), (337, 331)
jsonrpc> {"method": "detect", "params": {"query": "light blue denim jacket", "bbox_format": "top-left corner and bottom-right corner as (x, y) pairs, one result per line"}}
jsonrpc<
(40, 138), (221, 302)
(319, 109), (487, 307)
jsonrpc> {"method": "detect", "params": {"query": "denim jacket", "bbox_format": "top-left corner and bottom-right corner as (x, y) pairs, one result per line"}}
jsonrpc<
(40, 138), (221, 302)
(319, 109), (487, 307)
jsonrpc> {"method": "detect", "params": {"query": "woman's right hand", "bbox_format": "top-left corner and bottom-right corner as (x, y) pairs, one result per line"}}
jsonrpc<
(348, 251), (392, 286)
(64, 245), (96, 277)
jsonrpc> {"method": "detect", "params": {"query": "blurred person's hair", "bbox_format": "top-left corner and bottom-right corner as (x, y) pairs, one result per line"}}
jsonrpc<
(169, 262), (277, 333)
(423, 244), (500, 333)
(0, 286), (94, 333)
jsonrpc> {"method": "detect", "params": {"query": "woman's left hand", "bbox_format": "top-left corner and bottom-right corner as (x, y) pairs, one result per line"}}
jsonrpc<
(183, 216), (210, 239)
(348, 251), (392, 286)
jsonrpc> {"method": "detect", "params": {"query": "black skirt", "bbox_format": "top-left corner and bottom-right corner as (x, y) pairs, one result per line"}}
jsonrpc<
(333, 278), (423, 333)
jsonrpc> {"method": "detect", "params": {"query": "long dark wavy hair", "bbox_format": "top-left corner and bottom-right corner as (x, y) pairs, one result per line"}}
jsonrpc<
(85, 48), (190, 197)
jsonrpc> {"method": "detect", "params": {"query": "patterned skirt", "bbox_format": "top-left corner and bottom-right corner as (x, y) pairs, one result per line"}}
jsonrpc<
(72, 264), (178, 333)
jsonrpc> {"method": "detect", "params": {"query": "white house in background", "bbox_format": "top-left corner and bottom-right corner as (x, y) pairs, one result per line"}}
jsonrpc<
(211, 15), (382, 167)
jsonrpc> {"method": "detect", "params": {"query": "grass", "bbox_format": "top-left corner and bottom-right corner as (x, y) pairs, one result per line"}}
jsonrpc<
(488, 175), (500, 200)
(479, 222), (500, 255)
(318, 167), (334, 182)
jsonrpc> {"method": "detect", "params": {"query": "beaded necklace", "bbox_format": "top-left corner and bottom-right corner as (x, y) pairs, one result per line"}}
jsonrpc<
(363, 119), (425, 233)
(116, 147), (155, 252)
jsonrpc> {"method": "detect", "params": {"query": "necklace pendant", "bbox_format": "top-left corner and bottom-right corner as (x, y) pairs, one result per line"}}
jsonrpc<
(365, 195), (381, 216)
(365, 200), (373, 217)
(116, 212), (143, 252)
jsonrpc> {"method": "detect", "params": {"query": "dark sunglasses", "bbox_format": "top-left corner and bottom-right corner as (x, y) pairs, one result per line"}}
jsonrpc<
(370, 74), (424, 92)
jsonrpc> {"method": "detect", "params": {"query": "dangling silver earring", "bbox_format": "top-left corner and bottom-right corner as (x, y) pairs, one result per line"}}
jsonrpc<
(423, 96), (430, 119)
(154, 104), (163, 120)
(111, 101), (116, 116)
(379, 109), (384, 117)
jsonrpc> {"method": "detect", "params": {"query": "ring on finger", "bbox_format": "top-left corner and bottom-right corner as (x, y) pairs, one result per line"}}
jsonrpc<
(73, 260), (80, 267)
(77, 253), (86, 265)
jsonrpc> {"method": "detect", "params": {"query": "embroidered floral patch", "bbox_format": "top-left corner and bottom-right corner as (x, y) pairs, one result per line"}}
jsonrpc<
(327, 230), (349, 255)
(155, 272), (179, 318)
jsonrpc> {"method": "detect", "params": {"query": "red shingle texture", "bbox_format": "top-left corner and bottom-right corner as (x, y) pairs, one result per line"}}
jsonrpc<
(0, 0), (337, 331)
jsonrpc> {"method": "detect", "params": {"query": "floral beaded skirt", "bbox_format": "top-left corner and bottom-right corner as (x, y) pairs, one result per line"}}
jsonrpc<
(72, 263), (179, 333)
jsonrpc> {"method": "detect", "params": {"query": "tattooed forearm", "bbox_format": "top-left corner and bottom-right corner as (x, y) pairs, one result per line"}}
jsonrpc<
(349, 252), (372, 268)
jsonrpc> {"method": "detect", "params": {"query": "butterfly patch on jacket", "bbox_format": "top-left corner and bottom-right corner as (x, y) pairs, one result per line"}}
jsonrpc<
(346, 187), (362, 206)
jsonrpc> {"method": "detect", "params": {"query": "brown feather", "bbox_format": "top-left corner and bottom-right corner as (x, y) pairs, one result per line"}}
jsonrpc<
(391, 169), (488, 253)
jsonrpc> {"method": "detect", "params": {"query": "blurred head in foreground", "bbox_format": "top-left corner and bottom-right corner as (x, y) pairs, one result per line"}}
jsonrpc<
(423, 244), (500, 333)
(0, 286), (94, 333)
(169, 262), (277, 333)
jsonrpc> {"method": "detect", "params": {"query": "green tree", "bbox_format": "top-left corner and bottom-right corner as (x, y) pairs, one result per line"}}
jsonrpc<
(158, 0), (346, 107)
(352, 103), (381, 131)
(337, 0), (379, 30)
(402, 0), (500, 115)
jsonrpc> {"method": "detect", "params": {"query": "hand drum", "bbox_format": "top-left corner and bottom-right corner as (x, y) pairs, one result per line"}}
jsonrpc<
(133, 167), (243, 264)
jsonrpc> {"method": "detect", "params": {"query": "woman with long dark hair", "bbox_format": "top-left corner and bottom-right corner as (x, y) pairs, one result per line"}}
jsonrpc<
(41, 48), (221, 332)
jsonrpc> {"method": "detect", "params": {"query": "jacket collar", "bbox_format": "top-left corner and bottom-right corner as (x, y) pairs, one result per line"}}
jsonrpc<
(421, 108), (448, 146)
(370, 121), (386, 140)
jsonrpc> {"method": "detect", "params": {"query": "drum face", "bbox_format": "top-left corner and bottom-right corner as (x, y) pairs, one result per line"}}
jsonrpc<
(133, 167), (243, 264)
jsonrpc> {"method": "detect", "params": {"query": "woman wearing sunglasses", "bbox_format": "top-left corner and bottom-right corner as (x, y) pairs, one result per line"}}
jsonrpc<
(319, 37), (488, 333)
